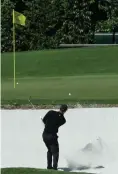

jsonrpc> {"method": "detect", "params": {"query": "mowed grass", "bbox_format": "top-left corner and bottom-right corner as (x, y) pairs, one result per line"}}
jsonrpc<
(1, 168), (90, 174)
(1, 46), (118, 105)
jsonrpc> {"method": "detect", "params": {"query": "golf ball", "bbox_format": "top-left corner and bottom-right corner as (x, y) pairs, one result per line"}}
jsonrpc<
(69, 93), (71, 96)
(16, 82), (19, 84)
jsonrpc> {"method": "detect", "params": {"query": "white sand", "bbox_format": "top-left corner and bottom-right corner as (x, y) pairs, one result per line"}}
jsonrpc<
(1, 108), (118, 173)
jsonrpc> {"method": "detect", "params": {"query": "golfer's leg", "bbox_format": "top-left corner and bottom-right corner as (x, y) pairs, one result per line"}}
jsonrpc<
(43, 133), (53, 169)
(47, 146), (53, 169)
(53, 150), (59, 170)
(51, 140), (59, 170)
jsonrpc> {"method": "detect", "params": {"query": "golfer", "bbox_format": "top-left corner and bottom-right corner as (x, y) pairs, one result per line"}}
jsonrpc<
(42, 104), (68, 170)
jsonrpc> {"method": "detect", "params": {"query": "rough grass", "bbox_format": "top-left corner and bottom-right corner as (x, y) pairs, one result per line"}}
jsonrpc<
(1, 46), (118, 106)
(1, 168), (91, 174)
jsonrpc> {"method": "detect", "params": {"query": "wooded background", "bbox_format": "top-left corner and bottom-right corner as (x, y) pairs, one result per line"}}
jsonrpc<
(1, 0), (118, 52)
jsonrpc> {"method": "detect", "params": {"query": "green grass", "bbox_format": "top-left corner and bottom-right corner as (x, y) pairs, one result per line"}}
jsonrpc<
(1, 46), (118, 105)
(1, 168), (91, 174)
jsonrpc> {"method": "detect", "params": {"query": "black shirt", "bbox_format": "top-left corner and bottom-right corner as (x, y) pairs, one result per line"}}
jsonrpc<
(43, 110), (66, 135)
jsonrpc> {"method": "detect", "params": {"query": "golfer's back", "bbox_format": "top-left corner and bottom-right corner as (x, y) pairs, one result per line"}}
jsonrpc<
(43, 110), (66, 135)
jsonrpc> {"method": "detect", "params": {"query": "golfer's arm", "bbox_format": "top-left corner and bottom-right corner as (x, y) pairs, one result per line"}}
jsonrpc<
(42, 111), (50, 124)
(42, 116), (47, 124)
(59, 116), (66, 126)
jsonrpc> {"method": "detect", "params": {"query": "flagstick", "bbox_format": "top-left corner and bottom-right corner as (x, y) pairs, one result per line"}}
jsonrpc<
(13, 9), (16, 88)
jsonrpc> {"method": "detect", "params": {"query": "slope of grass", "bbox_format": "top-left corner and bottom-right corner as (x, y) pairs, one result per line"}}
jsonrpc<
(1, 168), (91, 174)
(1, 46), (118, 105)
(2, 46), (118, 78)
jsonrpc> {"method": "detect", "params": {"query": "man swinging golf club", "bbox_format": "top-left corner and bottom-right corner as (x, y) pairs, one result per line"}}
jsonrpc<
(42, 104), (68, 170)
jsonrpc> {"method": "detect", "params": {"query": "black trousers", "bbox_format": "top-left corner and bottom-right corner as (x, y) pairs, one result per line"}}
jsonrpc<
(42, 132), (59, 170)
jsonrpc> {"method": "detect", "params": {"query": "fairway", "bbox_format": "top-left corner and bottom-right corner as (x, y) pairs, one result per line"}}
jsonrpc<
(1, 46), (118, 105)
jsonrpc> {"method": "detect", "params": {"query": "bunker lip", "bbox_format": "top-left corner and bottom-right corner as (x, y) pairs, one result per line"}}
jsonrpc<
(1, 104), (118, 109)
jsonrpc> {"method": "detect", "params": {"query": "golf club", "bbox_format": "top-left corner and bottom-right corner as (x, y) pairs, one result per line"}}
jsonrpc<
(28, 96), (36, 109)
(28, 96), (43, 122)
